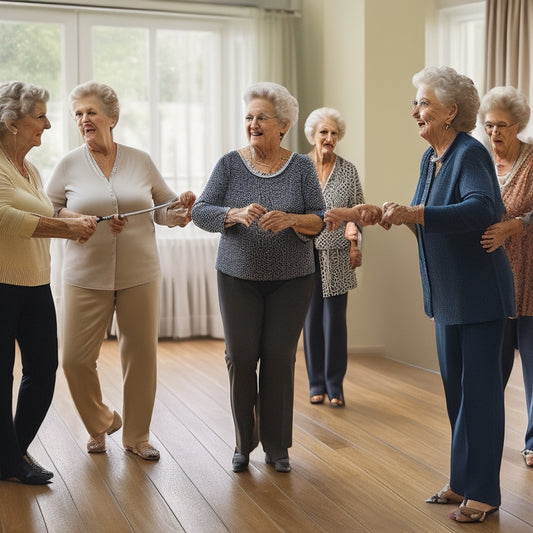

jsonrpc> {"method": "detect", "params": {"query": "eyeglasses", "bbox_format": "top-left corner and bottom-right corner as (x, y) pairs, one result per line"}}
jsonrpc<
(245, 115), (277, 123)
(484, 122), (517, 133)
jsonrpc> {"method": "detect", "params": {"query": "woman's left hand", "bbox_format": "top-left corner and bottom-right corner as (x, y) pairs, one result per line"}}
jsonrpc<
(109, 214), (127, 234)
(258, 210), (296, 233)
(167, 191), (196, 228)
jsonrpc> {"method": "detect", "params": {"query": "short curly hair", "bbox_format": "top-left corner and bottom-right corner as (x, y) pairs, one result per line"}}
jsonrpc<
(412, 66), (479, 133)
(69, 81), (120, 127)
(243, 82), (299, 131)
(304, 107), (346, 145)
(0, 81), (49, 134)
(479, 86), (530, 133)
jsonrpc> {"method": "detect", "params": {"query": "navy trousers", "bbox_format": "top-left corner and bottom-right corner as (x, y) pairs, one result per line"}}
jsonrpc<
(303, 260), (348, 400)
(0, 284), (58, 474)
(501, 316), (533, 450)
(435, 320), (506, 506)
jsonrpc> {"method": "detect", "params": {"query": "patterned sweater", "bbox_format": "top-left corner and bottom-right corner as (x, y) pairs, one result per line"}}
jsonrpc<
(314, 155), (364, 298)
(192, 150), (325, 281)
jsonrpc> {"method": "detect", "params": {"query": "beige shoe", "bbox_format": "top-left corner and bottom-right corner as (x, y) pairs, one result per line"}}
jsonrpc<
(125, 442), (160, 461)
(87, 411), (122, 453)
(425, 483), (463, 504)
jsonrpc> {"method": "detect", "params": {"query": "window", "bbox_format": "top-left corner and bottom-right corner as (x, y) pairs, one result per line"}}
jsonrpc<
(0, 4), (254, 195)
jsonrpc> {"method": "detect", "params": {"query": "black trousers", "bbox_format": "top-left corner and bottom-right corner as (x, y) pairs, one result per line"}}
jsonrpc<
(0, 283), (58, 473)
(217, 272), (314, 461)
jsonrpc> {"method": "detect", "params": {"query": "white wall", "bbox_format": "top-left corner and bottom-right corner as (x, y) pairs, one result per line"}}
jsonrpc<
(297, 0), (440, 371)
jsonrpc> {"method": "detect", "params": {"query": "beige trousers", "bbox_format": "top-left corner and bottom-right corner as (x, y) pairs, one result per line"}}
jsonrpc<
(62, 279), (160, 447)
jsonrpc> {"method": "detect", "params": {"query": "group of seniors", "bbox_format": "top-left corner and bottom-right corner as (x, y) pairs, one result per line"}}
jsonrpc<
(1, 66), (530, 526)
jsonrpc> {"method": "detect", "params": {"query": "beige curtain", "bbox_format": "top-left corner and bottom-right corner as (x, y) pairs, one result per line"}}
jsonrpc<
(484, 0), (531, 95)
(254, 9), (299, 150)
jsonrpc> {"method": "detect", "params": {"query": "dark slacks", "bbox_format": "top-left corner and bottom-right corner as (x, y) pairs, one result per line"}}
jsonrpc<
(435, 320), (505, 506)
(501, 316), (533, 450)
(303, 263), (348, 400)
(0, 284), (58, 473)
(217, 271), (314, 461)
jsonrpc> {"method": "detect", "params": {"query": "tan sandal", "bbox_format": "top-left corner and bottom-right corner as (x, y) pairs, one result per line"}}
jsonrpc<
(522, 449), (533, 467)
(87, 411), (122, 453)
(425, 484), (463, 504)
(125, 442), (160, 461)
(449, 503), (498, 523)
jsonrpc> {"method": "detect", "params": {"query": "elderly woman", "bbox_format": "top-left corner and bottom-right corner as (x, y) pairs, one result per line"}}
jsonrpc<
(192, 82), (324, 473)
(302, 107), (365, 408)
(0, 81), (96, 484)
(379, 66), (515, 523)
(479, 86), (533, 467)
(46, 82), (195, 461)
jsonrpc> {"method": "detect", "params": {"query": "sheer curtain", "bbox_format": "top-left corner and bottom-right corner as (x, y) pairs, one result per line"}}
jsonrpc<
(254, 9), (299, 150)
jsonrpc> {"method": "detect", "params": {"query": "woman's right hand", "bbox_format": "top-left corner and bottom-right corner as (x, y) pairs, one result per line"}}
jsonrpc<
(481, 218), (523, 253)
(225, 203), (267, 228)
(70, 215), (97, 243)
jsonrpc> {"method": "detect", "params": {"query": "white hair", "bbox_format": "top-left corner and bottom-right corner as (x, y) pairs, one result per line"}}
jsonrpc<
(479, 86), (530, 133)
(304, 107), (346, 145)
(243, 82), (299, 131)
(412, 66), (479, 133)
(69, 81), (120, 126)
(0, 81), (49, 134)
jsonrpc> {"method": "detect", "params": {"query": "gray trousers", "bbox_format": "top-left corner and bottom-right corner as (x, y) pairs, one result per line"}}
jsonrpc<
(218, 271), (314, 460)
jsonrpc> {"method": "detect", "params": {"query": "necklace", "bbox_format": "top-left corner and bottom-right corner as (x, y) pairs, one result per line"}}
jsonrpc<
(0, 144), (29, 179)
(249, 147), (287, 174)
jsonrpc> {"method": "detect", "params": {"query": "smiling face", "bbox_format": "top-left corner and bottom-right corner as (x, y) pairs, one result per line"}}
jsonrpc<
(72, 95), (115, 148)
(245, 97), (288, 154)
(484, 109), (519, 156)
(412, 84), (457, 148)
(312, 117), (339, 156)
(13, 101), (51, 150)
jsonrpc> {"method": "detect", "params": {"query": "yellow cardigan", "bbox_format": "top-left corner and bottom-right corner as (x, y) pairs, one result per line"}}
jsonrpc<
(0, 150), (53, 286)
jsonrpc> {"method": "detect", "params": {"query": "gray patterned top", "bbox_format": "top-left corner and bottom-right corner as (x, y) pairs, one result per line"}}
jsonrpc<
(314, 155), (364, 298)
(192, 150), (325, 281)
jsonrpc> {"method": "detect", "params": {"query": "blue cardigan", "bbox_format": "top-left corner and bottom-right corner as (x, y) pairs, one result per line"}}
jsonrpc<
(412, 132), (515, 325)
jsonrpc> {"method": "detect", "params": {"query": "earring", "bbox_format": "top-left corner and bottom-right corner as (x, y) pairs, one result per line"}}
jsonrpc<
(445, 124), (450, 130)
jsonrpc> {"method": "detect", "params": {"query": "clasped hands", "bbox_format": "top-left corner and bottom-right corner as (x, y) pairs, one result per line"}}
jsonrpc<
(325, 202), (424, 232)
(226, 203), (298, 232)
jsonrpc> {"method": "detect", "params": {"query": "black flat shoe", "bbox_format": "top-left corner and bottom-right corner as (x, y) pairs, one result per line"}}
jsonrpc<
(24, 453), (53, 479)
(232, 452), (249, 473)
(265, 453), (291, 473)
(1, 463), (52, 485)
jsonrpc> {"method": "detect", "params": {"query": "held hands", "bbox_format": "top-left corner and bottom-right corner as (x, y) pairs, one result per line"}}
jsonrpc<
(481, 218), (523, 253)
(167, 190), (197, 228)
(325, 204), (383, 231)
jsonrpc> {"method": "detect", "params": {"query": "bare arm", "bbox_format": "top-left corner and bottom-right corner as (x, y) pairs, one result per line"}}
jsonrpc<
(31, 215), (97, 242)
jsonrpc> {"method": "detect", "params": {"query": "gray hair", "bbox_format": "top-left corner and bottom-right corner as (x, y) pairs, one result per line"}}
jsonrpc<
(0, 81), (49, 134)
(304, 107), (346, 145)
(412, 66), (479, 133)
(479, 86), (530, 133)
(243, 82), (299, 131)
(69, 81), (120, 126)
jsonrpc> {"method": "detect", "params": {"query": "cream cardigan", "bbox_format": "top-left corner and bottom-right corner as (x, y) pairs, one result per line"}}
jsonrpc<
(0, 150), (53, 286)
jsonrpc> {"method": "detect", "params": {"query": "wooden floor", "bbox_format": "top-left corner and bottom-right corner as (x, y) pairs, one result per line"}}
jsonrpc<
(2, 339), (533, 532)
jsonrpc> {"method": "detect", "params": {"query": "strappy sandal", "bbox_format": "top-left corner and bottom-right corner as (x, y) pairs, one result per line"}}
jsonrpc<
(425, 484), (463, 504)
(449, 503), (498, 523)
(522, 449), (533, 467)
(87, 410), (122, 453)
(310, 394), (324, 404)
(125, 442), (160, 461)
